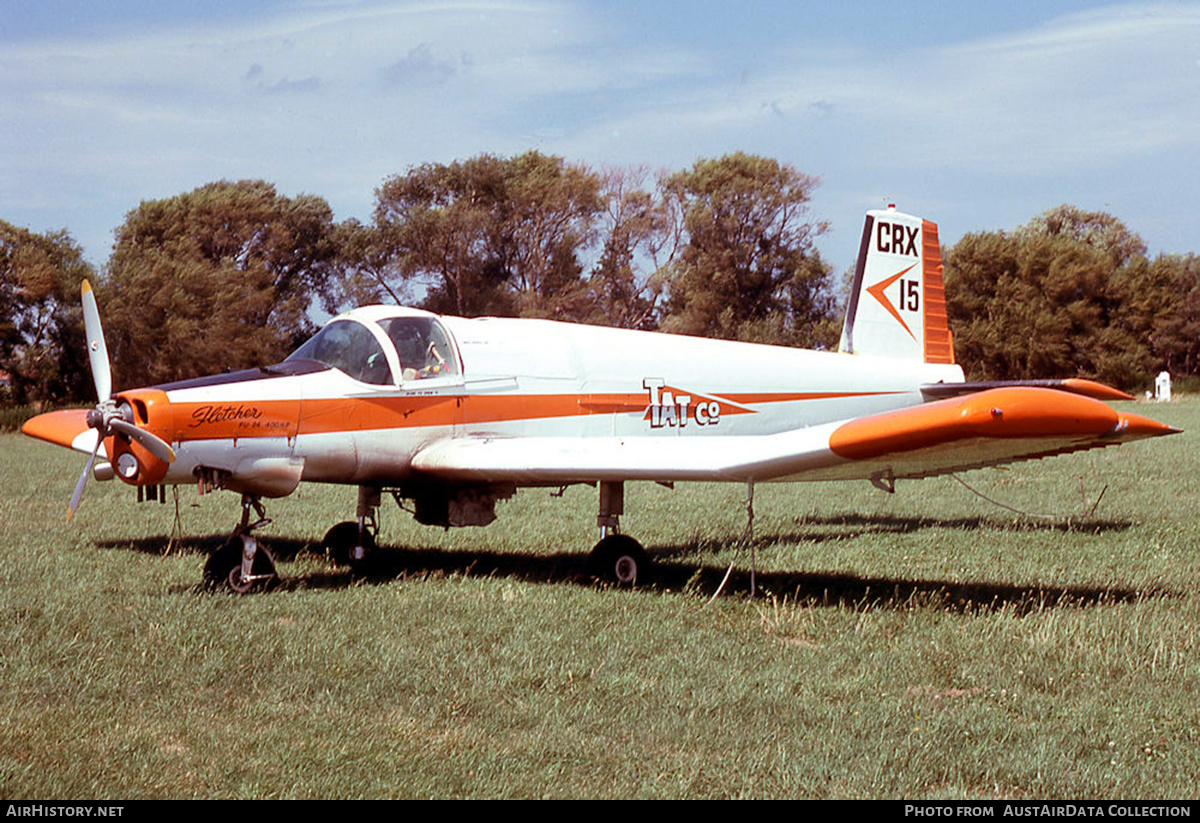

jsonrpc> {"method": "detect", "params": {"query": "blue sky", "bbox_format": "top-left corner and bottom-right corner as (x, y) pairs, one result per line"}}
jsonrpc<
(3, 0), (1198, 278)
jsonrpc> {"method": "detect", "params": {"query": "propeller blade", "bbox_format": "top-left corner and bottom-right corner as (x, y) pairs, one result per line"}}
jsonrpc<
(81, 280), (112, 404)
(68, 439), (102, 521)
(69, 282), (176, 521)
(109, 418), (177, 464)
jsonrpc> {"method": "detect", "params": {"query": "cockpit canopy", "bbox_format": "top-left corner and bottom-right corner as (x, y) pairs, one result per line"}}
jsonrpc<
(286, 308), (460, 386)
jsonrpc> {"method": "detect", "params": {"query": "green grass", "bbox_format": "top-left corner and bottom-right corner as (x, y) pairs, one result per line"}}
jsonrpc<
(1, 398), (1198, 798)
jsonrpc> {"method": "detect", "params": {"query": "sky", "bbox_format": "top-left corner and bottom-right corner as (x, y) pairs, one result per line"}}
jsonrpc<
(2, 0), (1198, 279)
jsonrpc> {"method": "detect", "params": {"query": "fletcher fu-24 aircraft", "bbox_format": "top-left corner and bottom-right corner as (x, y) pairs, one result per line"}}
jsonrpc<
(23, 207), (1179, 591)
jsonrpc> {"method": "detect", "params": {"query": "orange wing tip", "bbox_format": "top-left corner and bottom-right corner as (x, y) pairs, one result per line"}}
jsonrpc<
(22, 409), (91, 449)
(1114, 412), (1181, 439)
(829, 387), (1174, 460)
(1060, 378), (1134, 402)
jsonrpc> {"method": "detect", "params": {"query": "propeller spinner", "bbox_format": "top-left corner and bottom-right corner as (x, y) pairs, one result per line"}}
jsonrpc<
(68, 281), (176, 520)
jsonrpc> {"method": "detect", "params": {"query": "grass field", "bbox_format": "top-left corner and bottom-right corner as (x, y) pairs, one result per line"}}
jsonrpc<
(2, 398), (1198, 799)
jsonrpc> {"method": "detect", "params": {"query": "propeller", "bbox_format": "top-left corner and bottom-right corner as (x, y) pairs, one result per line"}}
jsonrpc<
(68, 281), (176, 520)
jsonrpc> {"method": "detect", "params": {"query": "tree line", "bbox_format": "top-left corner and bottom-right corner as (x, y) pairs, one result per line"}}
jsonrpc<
(2, 151), (1197, 408)
(945, 204), (1200, 389)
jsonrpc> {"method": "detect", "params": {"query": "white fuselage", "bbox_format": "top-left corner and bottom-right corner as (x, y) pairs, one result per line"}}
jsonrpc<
(145, 311), (962, 492)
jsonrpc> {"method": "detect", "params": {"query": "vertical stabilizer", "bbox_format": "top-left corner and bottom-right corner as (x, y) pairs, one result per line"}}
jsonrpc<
(838, 207), (954, 364)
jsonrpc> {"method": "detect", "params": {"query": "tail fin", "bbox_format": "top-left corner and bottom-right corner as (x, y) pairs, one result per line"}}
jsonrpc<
(838, 206), (954, 364)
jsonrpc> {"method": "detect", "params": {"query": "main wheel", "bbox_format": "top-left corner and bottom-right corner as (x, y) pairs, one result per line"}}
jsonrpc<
(203, 535), (276, 593)
(590, 534), (649, 586)
(322, 520), (376, 569)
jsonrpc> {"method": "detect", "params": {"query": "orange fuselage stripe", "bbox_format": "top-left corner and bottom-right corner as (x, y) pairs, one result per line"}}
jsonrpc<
(148, 389), (906, 442)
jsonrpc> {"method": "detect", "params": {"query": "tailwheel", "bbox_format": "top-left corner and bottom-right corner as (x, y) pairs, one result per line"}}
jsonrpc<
(322, 520), (376, 569)
(590, 534), (649, 586)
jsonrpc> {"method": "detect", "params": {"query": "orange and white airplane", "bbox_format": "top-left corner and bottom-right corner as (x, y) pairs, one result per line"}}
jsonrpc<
(22, 207), (1178, 591)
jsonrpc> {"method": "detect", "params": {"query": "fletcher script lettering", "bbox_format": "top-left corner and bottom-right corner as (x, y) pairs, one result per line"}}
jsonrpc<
(189, 404), (264, 428)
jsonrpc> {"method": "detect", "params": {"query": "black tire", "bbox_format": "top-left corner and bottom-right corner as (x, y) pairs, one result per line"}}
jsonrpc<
(322, 520), (376, 572)
(590, 534), (649, 586)
(203, 535), (276, 593)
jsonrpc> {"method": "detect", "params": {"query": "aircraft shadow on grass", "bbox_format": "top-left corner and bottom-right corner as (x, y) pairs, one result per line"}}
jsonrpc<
(100, 509), (1149, 614)
(649, 511), (1134, 558)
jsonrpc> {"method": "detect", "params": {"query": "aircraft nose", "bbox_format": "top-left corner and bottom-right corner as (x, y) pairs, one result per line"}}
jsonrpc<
(108, 389), (176, 485)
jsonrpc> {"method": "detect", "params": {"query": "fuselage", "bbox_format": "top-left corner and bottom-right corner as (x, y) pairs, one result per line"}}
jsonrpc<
(106, 305), (962, 495)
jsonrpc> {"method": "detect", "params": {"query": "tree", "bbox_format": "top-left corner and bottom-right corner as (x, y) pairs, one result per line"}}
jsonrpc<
(375, 155), (510, 317)
(0, 221), (94, 406)
(656, 153), (837, 348)
(105, 180), (340, 386)
(944, 212), (1157, 389)
(1135, 253), (1200, 378)
(373, 152), (604, 319)
(1017, 204), (1147, 267)
(502, 151), (604, 313)
(329, 218), (410, 308)
(583, 166), (674, 330)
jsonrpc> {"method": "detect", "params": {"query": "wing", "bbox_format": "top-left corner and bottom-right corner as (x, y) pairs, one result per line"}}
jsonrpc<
(411, 387), (1178, 485)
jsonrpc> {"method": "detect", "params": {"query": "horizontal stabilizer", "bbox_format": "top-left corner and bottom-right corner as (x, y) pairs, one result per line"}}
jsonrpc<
(921, 378), (1132, 402)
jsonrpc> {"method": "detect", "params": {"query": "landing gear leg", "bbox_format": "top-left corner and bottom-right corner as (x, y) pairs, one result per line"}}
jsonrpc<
(352, 486), (380, 573)
(203, 494), (277, 593)
(590, 481), (648, 586)
(321, 487), (380, 572)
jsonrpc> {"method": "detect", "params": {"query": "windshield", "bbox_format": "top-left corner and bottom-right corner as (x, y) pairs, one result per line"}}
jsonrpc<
(286, 319), (393, 385)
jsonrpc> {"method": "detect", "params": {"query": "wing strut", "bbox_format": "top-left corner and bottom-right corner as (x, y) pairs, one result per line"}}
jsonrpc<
(708, 481), (758, 602)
